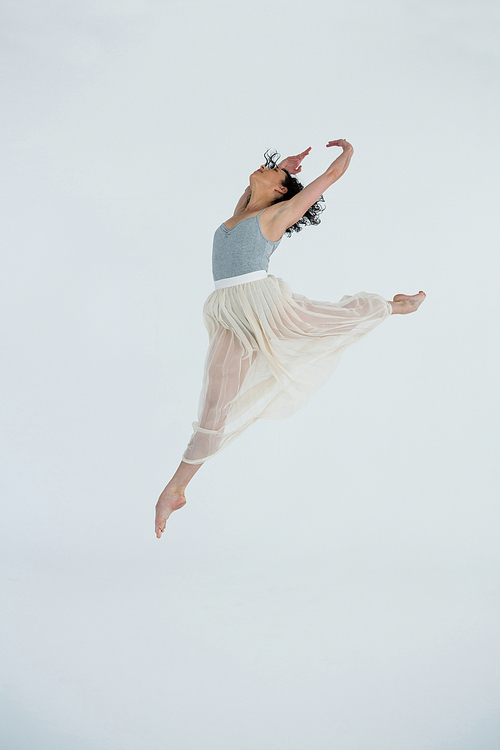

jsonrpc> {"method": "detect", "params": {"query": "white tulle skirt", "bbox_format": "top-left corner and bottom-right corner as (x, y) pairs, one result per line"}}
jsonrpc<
(182, 274), (392, 464)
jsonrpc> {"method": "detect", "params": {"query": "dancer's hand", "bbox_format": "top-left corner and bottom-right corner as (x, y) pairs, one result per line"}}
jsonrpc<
(326, 139), (354, 152)
(278, 147), (312, 175)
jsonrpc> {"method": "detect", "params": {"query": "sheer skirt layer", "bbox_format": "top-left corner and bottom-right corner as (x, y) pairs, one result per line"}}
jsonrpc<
(182, 274), (391, 464)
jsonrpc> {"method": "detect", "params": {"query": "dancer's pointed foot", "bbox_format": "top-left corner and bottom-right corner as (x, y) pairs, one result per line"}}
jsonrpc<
(155, 486), (186, 538)
(391, 291), (426, 314)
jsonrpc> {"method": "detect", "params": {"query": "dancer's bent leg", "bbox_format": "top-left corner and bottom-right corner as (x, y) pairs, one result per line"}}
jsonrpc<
(155, 327), (254, 538)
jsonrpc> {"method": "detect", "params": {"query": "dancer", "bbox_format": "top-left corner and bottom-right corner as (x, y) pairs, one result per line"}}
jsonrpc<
(155, 139), (425, 538)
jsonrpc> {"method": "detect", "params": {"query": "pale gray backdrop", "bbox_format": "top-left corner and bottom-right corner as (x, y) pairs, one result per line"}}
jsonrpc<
(1, 1), (499, 749)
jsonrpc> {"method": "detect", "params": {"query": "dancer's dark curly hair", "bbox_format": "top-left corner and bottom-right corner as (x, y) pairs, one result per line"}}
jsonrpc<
(264, 149), (325, 237)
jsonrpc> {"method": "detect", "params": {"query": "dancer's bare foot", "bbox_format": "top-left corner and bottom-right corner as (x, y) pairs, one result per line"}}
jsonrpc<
(390, 291), (426, 314)
(155, 486), (186, 538)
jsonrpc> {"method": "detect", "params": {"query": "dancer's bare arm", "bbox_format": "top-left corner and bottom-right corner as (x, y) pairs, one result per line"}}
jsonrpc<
(273, 139), (354, 231)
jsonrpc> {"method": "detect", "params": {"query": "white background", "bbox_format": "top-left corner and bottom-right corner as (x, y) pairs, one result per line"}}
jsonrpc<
(1, 1), (499, 748)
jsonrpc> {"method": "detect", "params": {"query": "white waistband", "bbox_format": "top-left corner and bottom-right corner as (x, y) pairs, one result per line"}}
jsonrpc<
(214, 270), (268, 289)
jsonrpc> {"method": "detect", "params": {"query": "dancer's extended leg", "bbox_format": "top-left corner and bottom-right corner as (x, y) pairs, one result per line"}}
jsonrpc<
(155, 328), (254, 538)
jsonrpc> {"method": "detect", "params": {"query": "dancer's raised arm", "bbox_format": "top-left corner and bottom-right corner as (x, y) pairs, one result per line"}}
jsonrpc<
(274, 139), (354, 231)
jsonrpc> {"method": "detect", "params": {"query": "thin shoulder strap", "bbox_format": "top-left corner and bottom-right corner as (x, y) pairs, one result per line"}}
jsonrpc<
(257, 207), (269, 217)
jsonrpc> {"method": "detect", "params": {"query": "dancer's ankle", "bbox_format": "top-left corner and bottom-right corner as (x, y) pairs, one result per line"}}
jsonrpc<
(165, 483), (186, 495)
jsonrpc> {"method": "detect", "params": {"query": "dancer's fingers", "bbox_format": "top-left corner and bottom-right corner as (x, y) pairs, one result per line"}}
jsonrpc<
(326, 139), (352, 149)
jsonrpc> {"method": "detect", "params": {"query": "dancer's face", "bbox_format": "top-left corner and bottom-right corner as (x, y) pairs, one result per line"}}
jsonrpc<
(250, 165), (288, 196)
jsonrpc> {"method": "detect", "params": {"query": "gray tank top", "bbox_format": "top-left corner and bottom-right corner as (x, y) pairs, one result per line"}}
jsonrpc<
(212, 208), (282, 282)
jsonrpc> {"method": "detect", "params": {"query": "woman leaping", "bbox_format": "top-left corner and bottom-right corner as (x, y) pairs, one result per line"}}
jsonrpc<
(155, 139), (425, 538)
